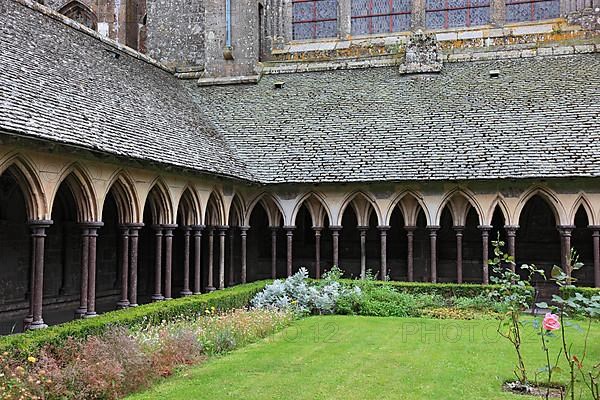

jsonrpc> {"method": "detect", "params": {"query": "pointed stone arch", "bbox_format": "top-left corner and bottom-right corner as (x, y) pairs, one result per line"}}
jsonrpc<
(245, 192), (284, 227)
(290, 191), (333, 228)
(435, 188), (484, 226)
(514, 186), (566, 226)
(50, 163), (97, 222)
(385, 190), (430, 226)
(59, 1), (98, 30)
(205, 190), (226, 226)
(568, 193), (595, 226)
(0, 154), (47, 220)
(337, 191), (382, 226)
(144, 178), (175, 225)
(228, 193), (245, 227)
(103, 171), (140, 224)
(176, 186), (203, 226)
(486, 195), (511, 226)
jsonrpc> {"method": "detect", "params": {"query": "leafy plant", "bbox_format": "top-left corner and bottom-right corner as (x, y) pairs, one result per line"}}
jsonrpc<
(488, 234), (543, 384)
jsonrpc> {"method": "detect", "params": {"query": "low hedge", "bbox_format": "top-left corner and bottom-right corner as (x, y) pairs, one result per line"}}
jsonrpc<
(0, 280), (269, 356)
(338, 279), (507, 298)
(559, 286), (600, 299)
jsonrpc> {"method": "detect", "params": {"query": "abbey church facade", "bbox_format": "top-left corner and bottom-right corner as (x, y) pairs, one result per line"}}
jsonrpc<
(0, 0), (599, 333)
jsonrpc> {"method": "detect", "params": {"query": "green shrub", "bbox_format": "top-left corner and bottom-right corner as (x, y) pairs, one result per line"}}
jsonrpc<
(338, 279), (506, 299)
(559, 286), (600, 299)
(0, 281), (269, 356)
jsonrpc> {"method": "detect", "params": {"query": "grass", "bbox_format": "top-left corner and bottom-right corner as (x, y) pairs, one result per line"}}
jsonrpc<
(127, 316), (600, 400)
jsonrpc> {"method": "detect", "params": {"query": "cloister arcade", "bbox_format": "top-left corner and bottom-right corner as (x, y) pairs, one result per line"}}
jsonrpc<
(0, 147), (599, 333)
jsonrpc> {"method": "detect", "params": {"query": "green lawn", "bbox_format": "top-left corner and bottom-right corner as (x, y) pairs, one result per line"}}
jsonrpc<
(128, 316), (600, 400)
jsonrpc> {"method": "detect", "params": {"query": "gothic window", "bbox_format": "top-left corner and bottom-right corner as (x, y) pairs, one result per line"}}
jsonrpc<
(505, 0), (559, 23)
(425, 0), (490, 29)
(59, 1), (98, 31)
(292, 0), (338, 40)
(351, 0), (412, 35)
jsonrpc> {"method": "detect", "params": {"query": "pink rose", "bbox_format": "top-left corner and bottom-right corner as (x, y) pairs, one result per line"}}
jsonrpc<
(542, 312), (560, 331)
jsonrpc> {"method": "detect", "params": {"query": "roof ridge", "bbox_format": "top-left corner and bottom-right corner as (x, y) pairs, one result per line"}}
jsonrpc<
(11, 0), (174, 75)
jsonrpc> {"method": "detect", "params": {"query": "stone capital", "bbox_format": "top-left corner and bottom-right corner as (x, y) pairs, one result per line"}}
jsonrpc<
(404, 225), (417, 232)
(329, 225), (343, 231)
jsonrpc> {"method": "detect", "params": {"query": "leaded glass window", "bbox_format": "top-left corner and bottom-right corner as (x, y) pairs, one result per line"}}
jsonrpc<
(425, 0), (490, 29)
(292, 0), (338, 40)
(351, 0), (412, 35)
(505, 0), (559, 22)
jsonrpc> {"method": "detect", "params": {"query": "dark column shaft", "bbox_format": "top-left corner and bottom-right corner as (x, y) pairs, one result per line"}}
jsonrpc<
(76, 227), (90, 316)
(128, 225), (142, 307)
(358, 226), (368, 279)
(271, 227), (277, 279)
(428, 226), (439, 283)
(405, 226), (416, 282)
(207, 227), (215, 291)
(454, 226), (464, 284)
(313, 227), (322, 279)
(85, 225), (102, 317)
(163, 226), (175, 299)
(181, 227), (192, 296)
(218, 226), (227, 289)
(117, 226), (130, 307)
(193, 225), (204, 293)
(285, 226), (294, 277)
(28, 220), (52, 330)
(379, 226), (390, 280)
(240, 226), (249, 284)
(331, 226), (341, 267)
(505, 225), (518, 272)
(228, 228), (235, 286)
(479, 225), (491, 284)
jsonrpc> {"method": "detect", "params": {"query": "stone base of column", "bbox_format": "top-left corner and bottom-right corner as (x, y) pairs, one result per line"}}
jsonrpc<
(74, 307), (88, 317)
(180, 289), (193, 296)
(151, 294), (165, 301)
(206, 286), (216, 292)
(116, 300), (130, 309)
(28, 321), (48, 330)
(83, 312), (98, 318)
(193, 291), (202, 295)
(22, 315), (33, 330)
(128, 303), (139, 307)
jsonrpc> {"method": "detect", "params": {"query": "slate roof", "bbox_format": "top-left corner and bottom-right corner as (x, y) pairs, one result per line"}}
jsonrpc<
(188, 54), (600, 184)
(0, 0), (253, 181)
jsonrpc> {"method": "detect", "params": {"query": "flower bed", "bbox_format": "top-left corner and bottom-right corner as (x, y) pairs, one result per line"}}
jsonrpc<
(0, 308), (293, 400)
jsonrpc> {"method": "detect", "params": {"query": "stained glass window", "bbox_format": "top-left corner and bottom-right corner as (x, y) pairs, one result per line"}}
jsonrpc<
(292, 0), (338, 40)
(505, 0), (560, 22)
(351, 0), (412, 35)
(425, 0), (490, 29)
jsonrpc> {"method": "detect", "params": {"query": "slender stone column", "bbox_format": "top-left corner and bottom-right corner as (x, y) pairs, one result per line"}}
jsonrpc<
(284, 226), (295, 277)
(27, 220), (53, 330)
(330, 225), (342, 267)
(75, 226), (90, 317)
(117, 226), (130, 308)
(405, 226), (416, 282)
(591, 226), (600, 288)
(557, 225), (575, 277)
(181, 226), (192, 296)
(313, 227), (322, 279)
(240, 226), (249, 284)
(152, 226), (164, 301)
(217, 226), (228, 289)
(454, 225), (464, 284)
(24, 235), (36, 328)
(269, 226), (278, 279)
(191, 225), (204, 294)
(163, 224), (177, 299)
(478, 225), (492, 284)
(228, 227), (235, 286)
(427, 225), (440, 283)
(85, 222), (103, 318)
(505, 225), (519, 272)
(128, 224), (143, 307)
(357, 225), (369, 279)
(378, 226), (390, 280)
(206, 227), (215, 292)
